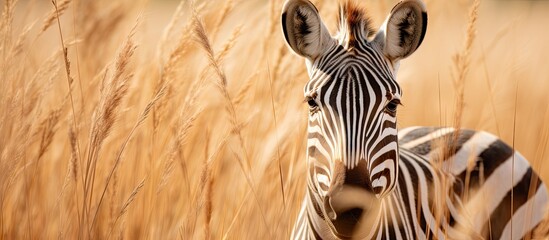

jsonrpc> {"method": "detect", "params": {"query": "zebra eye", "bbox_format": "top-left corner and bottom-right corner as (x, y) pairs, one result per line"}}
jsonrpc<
(304, 93), (318, 113)
(305, 93), (319, 112)
(385, 99), (400, 113)
(307, 98), (318, 108)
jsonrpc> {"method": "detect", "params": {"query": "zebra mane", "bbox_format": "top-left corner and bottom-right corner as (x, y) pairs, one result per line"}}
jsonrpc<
(337, 1), (375, 49)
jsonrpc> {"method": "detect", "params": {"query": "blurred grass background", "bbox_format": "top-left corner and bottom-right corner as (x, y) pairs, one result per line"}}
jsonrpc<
(1, 0), (549, 239)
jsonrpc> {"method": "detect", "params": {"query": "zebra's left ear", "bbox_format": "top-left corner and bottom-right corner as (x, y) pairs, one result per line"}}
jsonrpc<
(281, 0), (333, 61)
(374, 0), (427, 63)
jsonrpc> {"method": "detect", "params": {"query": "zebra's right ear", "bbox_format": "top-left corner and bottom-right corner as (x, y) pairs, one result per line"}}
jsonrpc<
(281, 0), (333, 61)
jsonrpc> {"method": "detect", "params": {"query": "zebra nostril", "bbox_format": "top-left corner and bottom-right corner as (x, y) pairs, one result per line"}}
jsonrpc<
(324, 196), (337, 220)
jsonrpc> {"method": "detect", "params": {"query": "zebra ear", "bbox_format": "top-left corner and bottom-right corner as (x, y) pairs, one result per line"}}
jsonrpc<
(281, 0), (333, 60)
(374, 0), (427, 62)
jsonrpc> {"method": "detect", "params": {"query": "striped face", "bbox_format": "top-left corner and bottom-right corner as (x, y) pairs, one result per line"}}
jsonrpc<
(304, 42), (402, 198)
(282, 0), (427, 213)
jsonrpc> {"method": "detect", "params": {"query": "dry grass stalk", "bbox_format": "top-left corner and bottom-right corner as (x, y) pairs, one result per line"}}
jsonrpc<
(40, 0), (71, 35)
(229, 150), (272, 237)
(53, 0), (74, 87)
(463, 146), (479, 201)
(216, 25), (242, 64)
(82, 22), (138, 237)
(267, 65), (286, 206)
(155, 36), (212, 195)
(120, 179), (146, 216)
(9, 21), (34, 59)
(192, 15), (228, 91)
(52, 126), (81, 223)
(152, 19), (195, 147)
(85, 27), (136, 169)
(184, 133), (231, 238)
(478, 45), (501, 136)
(233, 71), (257, 107)
(51, 2), (85, 219)
(211, 0), (234, 41)
(157, 0), (186, 59)
(92, 74), (168, 225)
(193, 9), (282, 236)
(192, 8), (252, 172)
(79, 1), (126, 42)
(272, 44), (290, 83)
(158, 0), (207, 61)
(443, 2), (480, 236)
(1, 0), (18, 50)
(257, 0), (283, 65)
(69, 127), (79, 182)
(27, 51), (61, 109)
(451, 0), (479, 132)
(106, 178), (146, 239)
(35, 104), (63, 161)
(1, 0), (17, 88)
(201, 150), (214, 240)
(108, 158), (118, 235)
(160, 22), (193, 82)
(157, 111), (199, 195)
(221, 189), (252, 240)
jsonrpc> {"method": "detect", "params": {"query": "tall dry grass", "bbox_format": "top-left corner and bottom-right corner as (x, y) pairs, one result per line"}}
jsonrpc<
(1, 0), (549, 239)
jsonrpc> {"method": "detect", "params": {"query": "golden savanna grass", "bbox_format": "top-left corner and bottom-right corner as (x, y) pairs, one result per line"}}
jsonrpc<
(1, 0), (549, 239)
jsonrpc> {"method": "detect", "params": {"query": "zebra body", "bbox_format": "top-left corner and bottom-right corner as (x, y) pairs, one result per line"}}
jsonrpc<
(281, 0), (548, 239)
(293, 127), (548, 239)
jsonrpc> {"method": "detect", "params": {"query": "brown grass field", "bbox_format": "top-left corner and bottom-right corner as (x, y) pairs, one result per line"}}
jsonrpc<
(1, 0), (549, 239)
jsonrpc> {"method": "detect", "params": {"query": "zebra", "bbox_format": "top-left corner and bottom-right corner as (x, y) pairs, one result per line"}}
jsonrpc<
(281, 0), (548, 239)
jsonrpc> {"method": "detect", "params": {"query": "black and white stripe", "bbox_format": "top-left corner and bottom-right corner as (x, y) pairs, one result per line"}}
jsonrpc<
(282, 0), (548, 239)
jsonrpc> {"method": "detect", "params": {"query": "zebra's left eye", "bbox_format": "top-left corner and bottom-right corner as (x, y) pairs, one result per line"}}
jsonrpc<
(385, 99), (400, 114)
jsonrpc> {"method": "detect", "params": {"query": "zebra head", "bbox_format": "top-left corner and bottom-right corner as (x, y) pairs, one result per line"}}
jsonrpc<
(282, 0), (427, 219)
